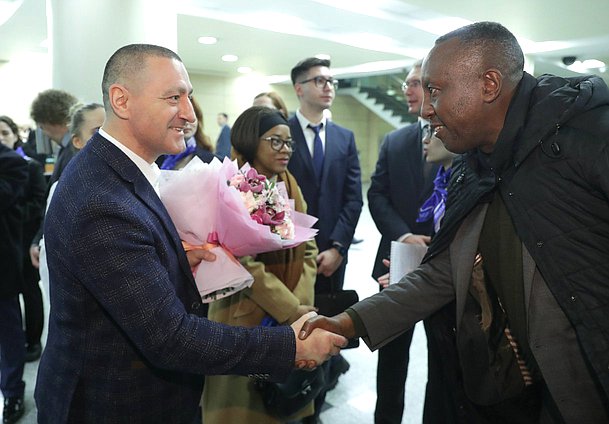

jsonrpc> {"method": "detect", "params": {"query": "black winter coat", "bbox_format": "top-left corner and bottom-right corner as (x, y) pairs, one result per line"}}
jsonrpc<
(426, 72), (609, 406)
(0, 144), (28, 298)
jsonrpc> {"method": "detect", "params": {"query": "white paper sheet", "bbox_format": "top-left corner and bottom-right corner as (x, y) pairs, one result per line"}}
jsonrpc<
(389, 241), (428, 285)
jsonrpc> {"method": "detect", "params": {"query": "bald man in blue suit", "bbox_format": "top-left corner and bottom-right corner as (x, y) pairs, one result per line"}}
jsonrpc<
(35, 44), (345, 424)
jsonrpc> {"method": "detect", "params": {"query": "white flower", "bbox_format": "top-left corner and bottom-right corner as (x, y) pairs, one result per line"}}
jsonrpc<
(274, 219), (295, 240)
(229, 173), (245, 187)
(241, 191), (258, 213)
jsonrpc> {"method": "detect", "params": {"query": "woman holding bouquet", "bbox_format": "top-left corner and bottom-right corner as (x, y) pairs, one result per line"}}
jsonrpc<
(202, 107), (318, 423)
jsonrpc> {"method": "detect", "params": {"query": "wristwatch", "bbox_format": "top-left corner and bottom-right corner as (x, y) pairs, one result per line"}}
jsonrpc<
(332, 242), (347, 257)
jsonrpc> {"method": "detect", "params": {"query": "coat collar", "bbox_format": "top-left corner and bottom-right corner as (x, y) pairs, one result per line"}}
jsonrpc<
(450, 203), (488, 329)
(449, 203), (538, 328)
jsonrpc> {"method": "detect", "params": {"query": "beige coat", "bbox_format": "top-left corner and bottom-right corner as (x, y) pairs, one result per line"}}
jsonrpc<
(202, 181), (318, 424)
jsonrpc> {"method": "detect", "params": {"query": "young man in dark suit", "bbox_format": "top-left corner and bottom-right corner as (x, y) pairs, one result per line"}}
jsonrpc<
(287, 57), (363, 423)
(35, 44), (346, 423)
(287, 57), (363, 294)
(368, 61), (439, 424)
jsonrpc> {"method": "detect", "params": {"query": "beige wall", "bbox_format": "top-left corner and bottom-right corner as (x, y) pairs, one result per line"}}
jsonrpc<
(190, 72), (396, 183)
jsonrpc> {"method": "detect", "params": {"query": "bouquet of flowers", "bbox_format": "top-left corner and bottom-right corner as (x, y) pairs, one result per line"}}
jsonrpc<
(159, 157), (317, 302)
(228, 166), (294, 237)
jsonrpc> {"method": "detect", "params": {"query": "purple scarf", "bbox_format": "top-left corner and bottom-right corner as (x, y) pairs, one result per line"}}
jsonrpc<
(160, 137), (196, 170)
(416, 166), (452, 233)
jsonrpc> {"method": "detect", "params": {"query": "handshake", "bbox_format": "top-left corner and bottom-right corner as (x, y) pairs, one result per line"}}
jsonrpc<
(290, 311), (355, 369)
(188, 247), (356, 369)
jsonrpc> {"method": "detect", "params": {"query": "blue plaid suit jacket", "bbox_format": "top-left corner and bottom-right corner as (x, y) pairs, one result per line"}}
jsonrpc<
(35, 133), (295, 423)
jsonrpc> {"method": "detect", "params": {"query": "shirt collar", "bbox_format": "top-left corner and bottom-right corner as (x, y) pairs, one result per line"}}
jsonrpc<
(99, 128), (161, 196)
(296, 109), (327, 132)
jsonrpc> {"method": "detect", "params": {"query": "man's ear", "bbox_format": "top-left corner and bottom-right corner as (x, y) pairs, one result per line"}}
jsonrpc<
(294, 83), (303, 98)
(482, 69), (502, 103)
(109, 83), (129, 119)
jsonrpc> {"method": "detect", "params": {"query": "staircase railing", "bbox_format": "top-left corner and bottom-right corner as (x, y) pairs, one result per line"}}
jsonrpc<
(339, 73), (416, 128)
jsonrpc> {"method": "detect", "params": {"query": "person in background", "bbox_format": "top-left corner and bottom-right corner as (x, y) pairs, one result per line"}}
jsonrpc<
(28, 89), (78, 270)
(203, 106), (318, 423)
(300, 21), (609, 423)
(215, 112), (231, 158)
(367, 61), (439, 424)
(16, 124), (45, 166)
(37, 103), (106, 325)
(0, 116), (46, 364)
(35, 43), (345, 423)
(288, 56), (363, 424)
(159, 96), (215, 169)
(253, 91), (289, 119)
(29, 89), (79, 188)
(0, 142), (29, 424)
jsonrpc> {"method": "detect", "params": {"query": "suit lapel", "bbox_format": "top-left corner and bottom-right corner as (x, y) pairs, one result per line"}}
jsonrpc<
(398, 124), (435, 203)
(450, 203), (489, 330)
(290, 118), (318, 185)
(321, 122), (339, 186)
(92, 135), (196, 287)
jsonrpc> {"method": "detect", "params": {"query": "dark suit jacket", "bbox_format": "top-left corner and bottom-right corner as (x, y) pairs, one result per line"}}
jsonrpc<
(216, 125), (231, 158)
(0, 145), (28, 298)
(20, 157), (46, 251)
(287, 117), (362, 254)
(35, 133), (295, 423)
(368, 124), (438, 279)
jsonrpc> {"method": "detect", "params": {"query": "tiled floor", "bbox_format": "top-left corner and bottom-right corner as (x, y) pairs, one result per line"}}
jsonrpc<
(3, 194), (429, 424)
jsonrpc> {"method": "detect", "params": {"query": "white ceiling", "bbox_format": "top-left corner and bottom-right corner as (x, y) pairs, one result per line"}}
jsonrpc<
(2, 0), (609, 82)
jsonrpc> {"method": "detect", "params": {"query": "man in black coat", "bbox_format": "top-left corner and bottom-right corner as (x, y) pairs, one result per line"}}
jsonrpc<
(0, 144), (29, 423)
(301, 21), (609, 423)
(368, 61), (438, 424)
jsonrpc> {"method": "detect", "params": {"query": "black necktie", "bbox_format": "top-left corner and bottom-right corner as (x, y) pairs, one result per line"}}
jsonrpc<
(308, 123), (324, 181)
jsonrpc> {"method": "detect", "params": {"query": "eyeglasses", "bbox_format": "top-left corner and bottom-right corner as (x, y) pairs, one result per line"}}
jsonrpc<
(298, 76), (339, 89)
(401, 80), (421, 91)
(262, 136), (294, 152)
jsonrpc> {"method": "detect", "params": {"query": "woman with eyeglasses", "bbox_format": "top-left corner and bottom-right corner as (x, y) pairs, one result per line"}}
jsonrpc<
(202, 106), (318, 423)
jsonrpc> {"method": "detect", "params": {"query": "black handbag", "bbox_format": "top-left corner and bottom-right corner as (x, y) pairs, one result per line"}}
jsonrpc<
(254, 366), (326, 419)
(314, 289), (360, 349)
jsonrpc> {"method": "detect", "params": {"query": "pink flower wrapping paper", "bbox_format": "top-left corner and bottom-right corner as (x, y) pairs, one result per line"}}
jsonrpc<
(159, 157), (317, 302)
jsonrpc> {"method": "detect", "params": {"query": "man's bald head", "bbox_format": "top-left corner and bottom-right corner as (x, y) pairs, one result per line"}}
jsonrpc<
(102, 44), (182, 111)
(435, 21), (524, 88)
